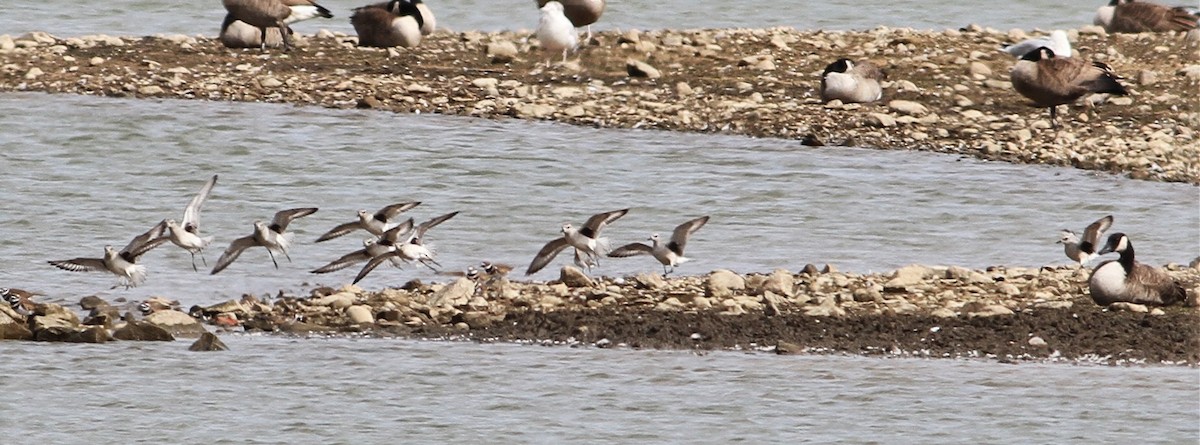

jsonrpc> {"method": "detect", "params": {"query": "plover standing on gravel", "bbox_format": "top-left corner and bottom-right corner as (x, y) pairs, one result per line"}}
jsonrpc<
(211, 207), (319, 274)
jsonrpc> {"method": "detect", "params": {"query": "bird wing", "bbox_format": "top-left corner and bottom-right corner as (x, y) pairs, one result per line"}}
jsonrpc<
(271, 207), (319, 233)
(526, 237), (570, 275)
(669, 215), (710, 255)
(413, 211), (460, 241)
(353, 250), (401, 284)
(380, 218), (416, 244)
(374, 201), (421, 223)
(182, 174), (218, 230)
(122, 220), (170, 261)
(315, 220), (362, 243)
(48, 257), (107, 273)
(1080, 215), (1114, 253)
(607, 242), (653, 258)
(851, 61), (886, 80)
(311, 249), (371, 274)
(210, 235), (259, 275)
(580, 208), (629, 238)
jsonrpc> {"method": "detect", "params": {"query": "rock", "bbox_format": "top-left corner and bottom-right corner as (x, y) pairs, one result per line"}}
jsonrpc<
(966, 304), (1014, 318)
(486, 40), (518, 63)
(1136, 70), (1158, 86)
(1028, 336), (1047, 347)
(559, 266), (595, 288)
(0, 305), (33, 340)
(310, 292), (355, 309)
(280, 321), (335, 334)
(803, 297), (845, 317)
(866, 113), (896, 128)
(35, 326), (77, 342)
(188, 332), (229, 351)
(68, 326), (110, 343)
(968, 61), (992, 77)
(430, 278), (476, 306)
(112, 321), (175, 341)
(884, 264), (934, 290)
(1107, 302), (1148, 313)
(759, 269), (795, 297)
(674, 82), (693, 96)
(626, 60), (661, 79)
(346, 305), (376, 324)
(24, 67), (43, 80)
(887, 100), (928, 116)
(79, 295), (108, 310)
(634, 273), (666, 289)
(145, 309), (206, 337)
(706, 269), (745, 298)
(775, 340), (803, 355)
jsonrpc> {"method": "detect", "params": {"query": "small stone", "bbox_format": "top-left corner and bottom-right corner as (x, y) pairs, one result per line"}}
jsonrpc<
(884, 264), (934, 290)
(145, 309), (205, 337)
(486, 41), (518, 63)
(24, 67), (43, 80)
(966, 304), (1014, 317)
(1107, 302), (1148, 313)
(258, 77), (282, 88)
(634, 273), (666, 289)
(674, 82), (693, 96)
(113, 321), (175, 341)
(775, 341), (803, 355)
(559, 266), (594, 288)
(968, 61), (992, 77)
(79, 295), (108, 310)
(706, 269), (746, 298)
(887, 100), (928, 116)
(626, 60), (661, 79)
(189, 332), (229, 351)
(429, 278), (476, 306)
(866, 113), (896, 128)
(137, 85), (164, 96)
(1028, 336), (1047, 346)
(346, 305), (375, 324)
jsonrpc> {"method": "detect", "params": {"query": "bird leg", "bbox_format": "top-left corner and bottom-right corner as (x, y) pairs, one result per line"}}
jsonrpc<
(259, 26), (269, 52)
(190, 252), (199, 272)
(1049, 106), (1059, 129)
(418, 258), (441, 271)
(266, 249), (280, 269)
(278, 21), (294, 52)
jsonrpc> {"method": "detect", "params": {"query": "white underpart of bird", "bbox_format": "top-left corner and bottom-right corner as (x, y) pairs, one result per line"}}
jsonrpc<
(537, 1), (578, 65)
(1002, 30), (1071, 58)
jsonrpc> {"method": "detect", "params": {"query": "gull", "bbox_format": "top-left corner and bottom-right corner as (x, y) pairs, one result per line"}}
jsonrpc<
(526, 208), (629, 275)
(310, 218), (414, 274)
(1058, 215), (1113, 265)
(157, 174), (218, 272)
(352, 211), (460, 284)
(211, 207), (319, 275)
(536, 0), (605, 42)
(48, 221), (171, 289)
(537, 1), (578, 66)
(609, 215), (710, 275)
(1001, 30), (1071, 59)
(315, 201), (420, 242)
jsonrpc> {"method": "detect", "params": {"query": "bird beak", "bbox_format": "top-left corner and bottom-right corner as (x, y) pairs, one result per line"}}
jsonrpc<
(1097, 245), (1113, 255)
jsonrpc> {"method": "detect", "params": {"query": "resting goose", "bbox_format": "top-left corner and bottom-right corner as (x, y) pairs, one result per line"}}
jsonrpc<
(1088, 232), (1187, 306)
(820, 58), (885, 104)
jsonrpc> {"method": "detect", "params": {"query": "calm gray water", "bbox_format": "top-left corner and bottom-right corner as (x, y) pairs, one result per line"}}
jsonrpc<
(2, 0), (1101, 38)
(0, 336), (1197, 443)
(0, 93), (1196, 306)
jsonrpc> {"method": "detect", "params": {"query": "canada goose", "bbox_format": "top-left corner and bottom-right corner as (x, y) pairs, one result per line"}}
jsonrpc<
(351, 0), (427, 48)
(537, 1), (578, 66)
(413, 0), (436, 35)
(1088, 233), (1187, 306)
(1058, 215), (1114, 265)
(211, 207), (319, 275)
(222, 0), (333, 51)
(1095, 0), (1198, 33)
(820, 58), (885, 104)
(1009, 47), (1128, 128)
(609, 216), (710, 276)
(48, 221), (171, 289)
(316, 201), (420, 241)
(1002, 30), (1071, 58)
(526, 208), (629, 275)
(220, 14), (286, 48)
(536, 0), (604, 40)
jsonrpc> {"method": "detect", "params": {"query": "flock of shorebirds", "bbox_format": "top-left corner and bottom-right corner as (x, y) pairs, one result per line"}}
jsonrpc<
(215, 0), (1198, 128)
(46, 175), (713, 290)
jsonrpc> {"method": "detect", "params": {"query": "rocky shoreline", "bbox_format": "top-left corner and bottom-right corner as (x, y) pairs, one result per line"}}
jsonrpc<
(0, 25), (1197, 183)
(4, 263), (1198, 365)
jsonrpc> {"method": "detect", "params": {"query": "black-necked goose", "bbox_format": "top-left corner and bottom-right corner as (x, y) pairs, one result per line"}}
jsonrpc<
(527, 208), (629, 275)
(820, 58), (885, 104)
(609, 216), (710, 276)
(1002, 30), (1071, 58)
(222, 0), (333, 51)
(351, 0), (428, 48)
(1088, 232), (1187, 306)
(1009, 47), (1128, 128)
(1095, 0), (1198, 33)
(1058, 214), (1113, 265)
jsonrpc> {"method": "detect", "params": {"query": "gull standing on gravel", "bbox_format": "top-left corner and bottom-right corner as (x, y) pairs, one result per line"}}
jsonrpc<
(1058, 215), (1113, 266)
(311, 218), (415, 273)
(48, 221), (171, 289)
(222, 0), (334, 51)
(211, 207), (319, 274)
(1009, 47), (1127, 128)
(315, 201), (420, 242)
(352, 211), (460, 284)
(536, 0), (604, 41)
(537, 1), (578, 66)
(1001, 30), (1071, 58)
(526, 208), (629, 275)
(157, 174), (218, 272)
(609, 216), (710, 276)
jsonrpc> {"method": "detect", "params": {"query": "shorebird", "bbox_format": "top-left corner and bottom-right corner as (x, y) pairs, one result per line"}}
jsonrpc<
(536, 0), (604, 41)
(351, 0), (427, 48)
(1058, 215), (1114, 265)
(526, 208), (629, 275)
(221, 0), (333, 51)
(311, 218), (415, 273)
(138, 297), (177, 315)
(156, 174), (218, 272)
(1001, 30), (1071, 58)
(315, 201), (420, 242)
(352, 211), (460, 284)
(1095, 0), (1198, 33)
(48, 221), (171, 289)
(537, 1), (578, 66)
(820, 58), (886, 104)
(211, 207), (319, 275)
(1009, 47), (1127, 128)
(2, 288), (35, 316)
(609, 216), (710, 275)
(1089, 232), (1186, 306)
